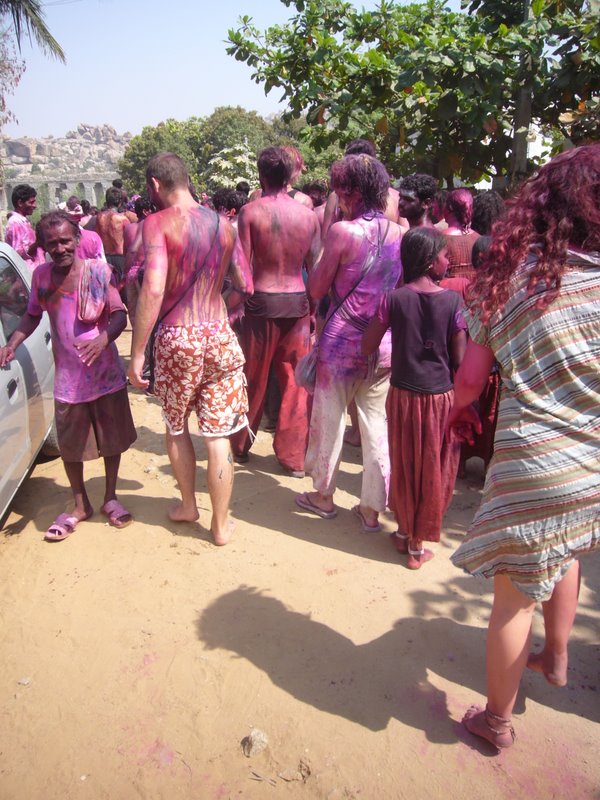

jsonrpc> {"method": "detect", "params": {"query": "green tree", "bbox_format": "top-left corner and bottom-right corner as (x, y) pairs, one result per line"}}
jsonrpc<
(118, 118), (202, 195)
(227, 0), (600, 185)
(194, 106), (274, 187)
(0, 0), (65, 61)
(119, 106), (331, 194)
(204, 141), (258, 192)
(0, 28), (24, 130)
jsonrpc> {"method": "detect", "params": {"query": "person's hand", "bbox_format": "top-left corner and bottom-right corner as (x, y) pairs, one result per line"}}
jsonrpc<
(228, 304), (245, 327)
(74, 331), (109, 367)
(446, 403), (482, 445)
(127, 353), (149, 390)
(0, 344), (16, 368)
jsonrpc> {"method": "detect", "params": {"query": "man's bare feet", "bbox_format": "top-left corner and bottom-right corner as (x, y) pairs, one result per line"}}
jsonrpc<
(212, 518), (235, 546)
(168, 502), (200, 523)
(527, 648), (568, 687)
(462, 705), (515, 751)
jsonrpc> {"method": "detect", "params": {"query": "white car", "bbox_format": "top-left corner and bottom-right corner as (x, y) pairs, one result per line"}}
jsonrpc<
(0, 242), (56, 522)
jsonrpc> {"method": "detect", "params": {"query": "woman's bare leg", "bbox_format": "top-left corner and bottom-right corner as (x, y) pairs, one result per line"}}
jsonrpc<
(463, 574), (535, 749)
(527, 560), (580, 686)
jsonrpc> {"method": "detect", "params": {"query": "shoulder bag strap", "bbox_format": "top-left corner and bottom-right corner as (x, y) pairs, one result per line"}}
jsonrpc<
(322, 218), (390, 335)
(157, 214), (221, 324)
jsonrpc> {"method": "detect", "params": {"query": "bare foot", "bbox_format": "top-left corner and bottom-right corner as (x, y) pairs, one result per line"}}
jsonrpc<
(305, 491), (335, 515)
(73, 503), (94, 522)
(527, 648), (568, 687)
(390, 531), (409, 553)
(343, 428), (361, 447)
(212, 518), (235, 547)
(407, 547), (434, 570)
(462, 705), (515, 751)
(168, 502), (200, 523)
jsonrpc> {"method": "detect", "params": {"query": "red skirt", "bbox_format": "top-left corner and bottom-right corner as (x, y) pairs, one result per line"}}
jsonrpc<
(386, 387), (460, 542)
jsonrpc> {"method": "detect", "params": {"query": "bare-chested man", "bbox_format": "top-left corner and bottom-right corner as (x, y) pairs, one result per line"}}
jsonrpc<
(123, 197), (154, 323)
(128, 152), (252, 546)
(95, 186), (132, 286)
(321, 139), (407, 237)
(248, 146), (314, 210)
(230, 146), (320, 477)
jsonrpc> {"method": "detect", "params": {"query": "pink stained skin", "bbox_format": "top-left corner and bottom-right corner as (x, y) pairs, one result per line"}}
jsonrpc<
(305, 186), (404, 524)
(131, 203), (250, 367)
(237, 188), (320, 294)
(0, 220), (131, 532)
(321, 186), (406, 240)
(27, 243), (127, 401)
(229, 172), (321, 473)
(129, 164), (252, 542)
(5, 208), (46, 268)
(95, 206), (131, 255)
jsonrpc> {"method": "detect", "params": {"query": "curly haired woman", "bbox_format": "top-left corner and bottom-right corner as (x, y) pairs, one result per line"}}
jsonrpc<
(449, 145), (600, 750)
(296, 154), (403, 530)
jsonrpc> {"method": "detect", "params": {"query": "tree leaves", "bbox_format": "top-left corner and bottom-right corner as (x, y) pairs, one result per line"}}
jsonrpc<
(226, 0), (599, 182)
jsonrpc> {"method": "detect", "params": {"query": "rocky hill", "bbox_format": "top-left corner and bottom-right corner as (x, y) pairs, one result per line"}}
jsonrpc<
(1, 123), (132, 181)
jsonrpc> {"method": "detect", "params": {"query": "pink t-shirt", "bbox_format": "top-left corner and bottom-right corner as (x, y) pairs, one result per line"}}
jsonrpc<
(28, 259), (127, 403)
(5, 213), (45, 268)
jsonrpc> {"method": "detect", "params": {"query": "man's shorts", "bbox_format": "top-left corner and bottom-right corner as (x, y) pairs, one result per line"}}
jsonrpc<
(154, 320), (248, 437)
(55, 386), (137, 462)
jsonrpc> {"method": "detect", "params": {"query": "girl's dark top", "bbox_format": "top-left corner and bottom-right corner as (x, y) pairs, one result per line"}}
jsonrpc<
(376, 287), (466, 394)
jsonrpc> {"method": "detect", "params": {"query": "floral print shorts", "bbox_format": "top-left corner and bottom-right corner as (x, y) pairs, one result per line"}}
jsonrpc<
(154, 320), (248, 437)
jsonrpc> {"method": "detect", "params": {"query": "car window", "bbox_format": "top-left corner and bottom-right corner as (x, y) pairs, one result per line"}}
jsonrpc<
(0, 256), (29, 340)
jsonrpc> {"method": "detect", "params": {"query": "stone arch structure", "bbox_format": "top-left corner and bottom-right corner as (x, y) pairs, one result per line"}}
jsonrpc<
(1, 174), (116, 216)
(54, 183), (68, 204)
(94, 182), (105, 207)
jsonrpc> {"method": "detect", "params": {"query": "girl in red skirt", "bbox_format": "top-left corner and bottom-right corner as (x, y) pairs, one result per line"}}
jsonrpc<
(362, 227), (467, 568)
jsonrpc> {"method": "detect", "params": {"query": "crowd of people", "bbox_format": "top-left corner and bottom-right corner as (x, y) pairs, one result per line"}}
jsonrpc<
(1, 140), (598, 754)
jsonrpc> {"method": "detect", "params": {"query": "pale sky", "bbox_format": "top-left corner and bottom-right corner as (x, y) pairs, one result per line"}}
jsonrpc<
(3, 0), (459, 140)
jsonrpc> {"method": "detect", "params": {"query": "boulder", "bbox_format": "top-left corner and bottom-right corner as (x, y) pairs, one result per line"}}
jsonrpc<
(6, 140), (33, 160)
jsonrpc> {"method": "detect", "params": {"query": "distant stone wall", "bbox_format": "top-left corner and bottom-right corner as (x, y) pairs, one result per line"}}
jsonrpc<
(1, 123), (132, 213)
(2, 174), (118, 214)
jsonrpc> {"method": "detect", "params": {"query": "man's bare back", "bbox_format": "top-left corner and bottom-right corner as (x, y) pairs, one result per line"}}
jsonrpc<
(123, 220), (143, 268)
(143, 203), (250, 326)
(238, 193), (320, 293)
(96, 208), (130, 255)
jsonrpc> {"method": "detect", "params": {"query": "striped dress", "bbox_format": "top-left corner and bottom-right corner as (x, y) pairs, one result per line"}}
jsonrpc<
(451, 251), (600, 601)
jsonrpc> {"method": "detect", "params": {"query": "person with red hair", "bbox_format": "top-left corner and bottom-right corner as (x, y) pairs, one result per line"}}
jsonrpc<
(449, 145), (600, 750)
(443, 188), (480, 280)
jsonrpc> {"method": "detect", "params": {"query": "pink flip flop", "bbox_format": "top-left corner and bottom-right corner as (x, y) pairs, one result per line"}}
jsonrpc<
(295, 492), (337, 519)
(101, 499), (133, 529)
(352, 505), (381, 532)
(45, 512), (91, 542)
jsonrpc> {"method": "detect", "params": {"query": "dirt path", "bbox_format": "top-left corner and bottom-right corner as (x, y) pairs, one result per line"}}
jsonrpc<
(1, 329), (598, 800)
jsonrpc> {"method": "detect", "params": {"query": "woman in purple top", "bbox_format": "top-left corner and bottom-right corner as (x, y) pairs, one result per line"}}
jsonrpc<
(295, 154), (403, 530)
(363, 228), (467, 568)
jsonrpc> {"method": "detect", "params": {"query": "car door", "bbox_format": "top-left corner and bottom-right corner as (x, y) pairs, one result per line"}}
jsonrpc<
(0, 299), (30, 518)
(0, 250), (55, 519)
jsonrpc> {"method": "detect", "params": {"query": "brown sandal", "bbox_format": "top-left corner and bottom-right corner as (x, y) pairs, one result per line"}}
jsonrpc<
(462, 704), (516, 751)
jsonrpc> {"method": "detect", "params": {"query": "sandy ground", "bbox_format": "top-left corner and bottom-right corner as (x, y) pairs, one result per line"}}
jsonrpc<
(0, 328), (598, 800)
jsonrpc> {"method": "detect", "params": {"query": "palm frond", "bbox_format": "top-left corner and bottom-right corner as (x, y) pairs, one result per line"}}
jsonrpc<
(0, 0), (65, 62)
